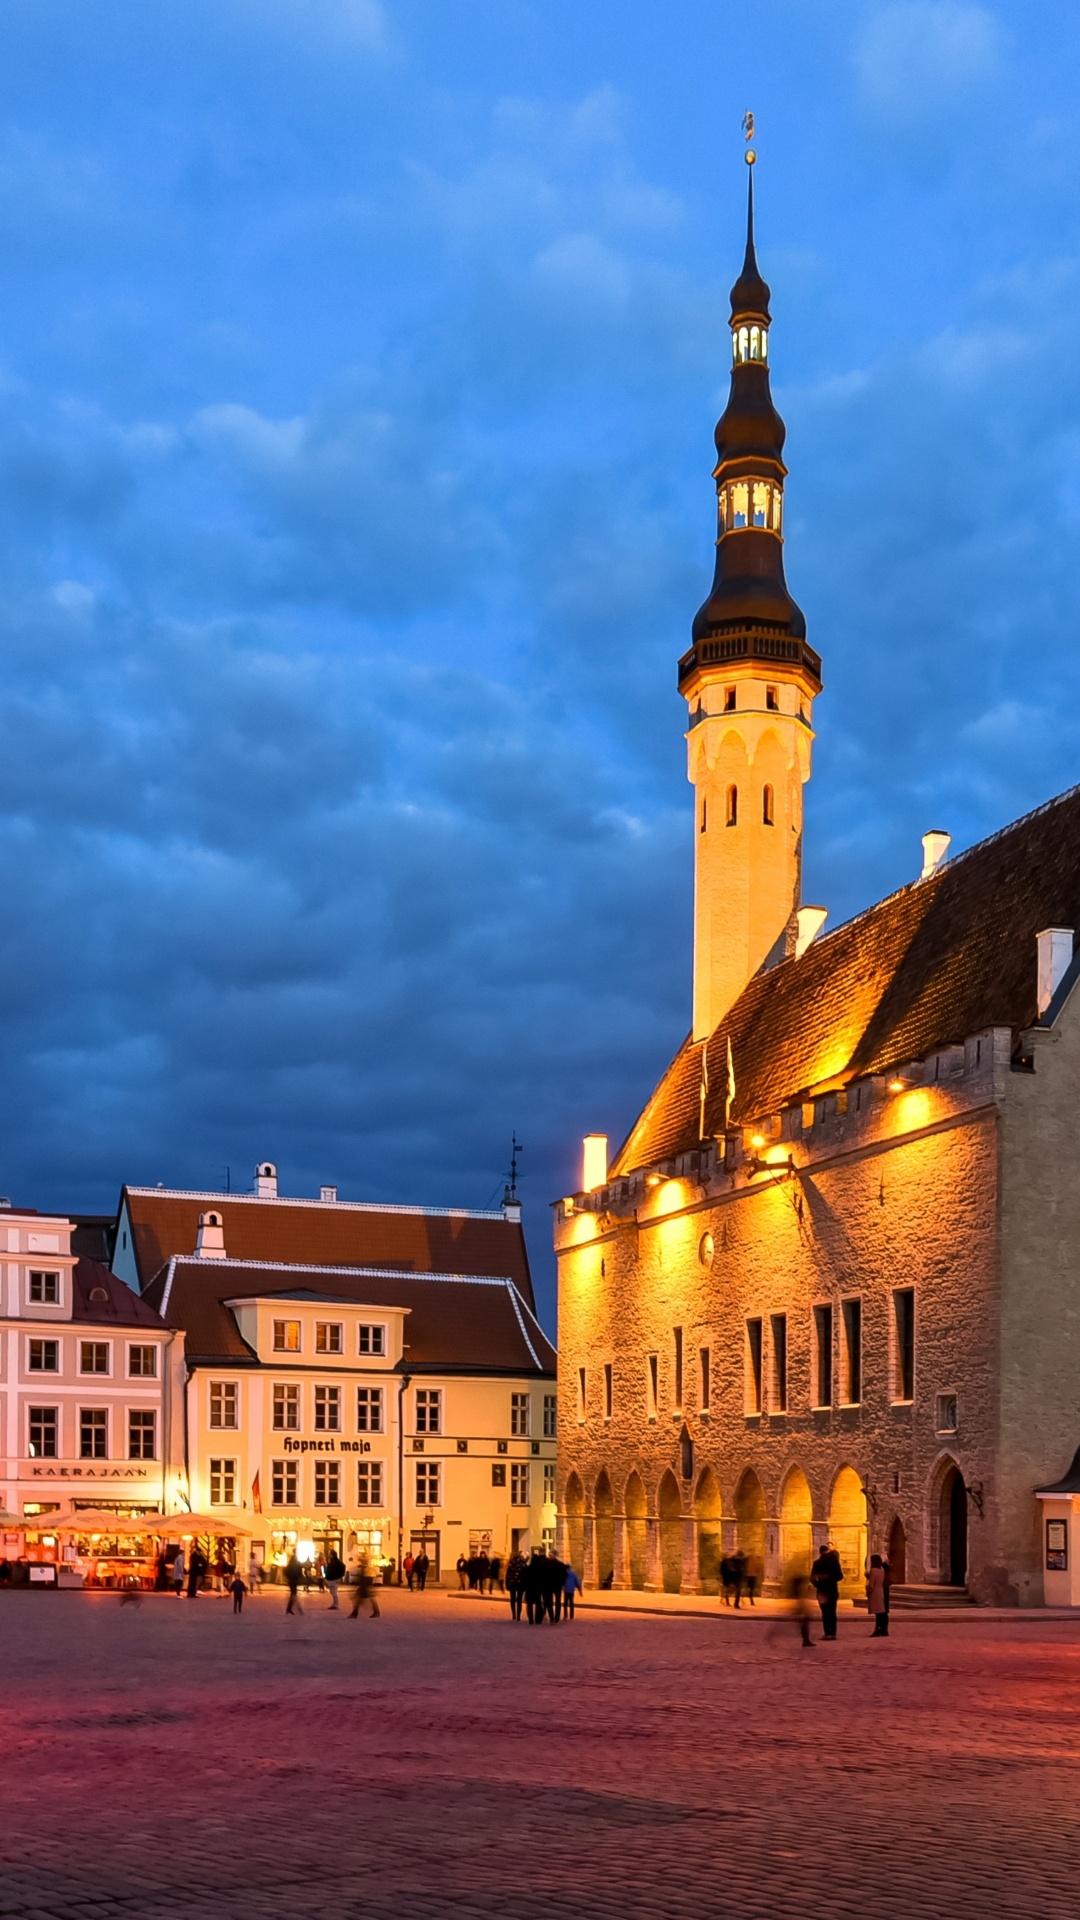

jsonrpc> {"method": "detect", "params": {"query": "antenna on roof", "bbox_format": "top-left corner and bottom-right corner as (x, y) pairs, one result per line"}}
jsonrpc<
(505, 1132), (523, 1204)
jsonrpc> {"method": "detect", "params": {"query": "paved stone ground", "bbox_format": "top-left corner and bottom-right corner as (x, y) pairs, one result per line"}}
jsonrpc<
(3, 1588), (1080, 1919)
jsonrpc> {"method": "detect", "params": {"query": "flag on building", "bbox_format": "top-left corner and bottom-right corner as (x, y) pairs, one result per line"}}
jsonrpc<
(251, 1470), (262, 1515)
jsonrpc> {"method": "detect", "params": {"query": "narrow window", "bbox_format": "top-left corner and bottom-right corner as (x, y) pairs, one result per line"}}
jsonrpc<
(543, 1462), (556, 1503)
(842, 1299), (862, 1405)
(272, 1384), (300, 1431)
(731, 481), (749, 528)
(770, 488), (782, 531)
(700, 797), (707, 833)
(893, 1289), (915, 1401)
(357, 1459), (383, 1506)
(314, 1460), (341, 1507)
(752, 482), (769, 527)
(673, 1326), (683, 1410)
(511, 1463), (530, 1506)
(771, 1314), (788, 1412)
(543, 1393), (557, 1438)
(272, 1320), (300, 1353)
(491, 1463), (506, 1488)
(210, 1382), (238, 1430)
(699, 1346), (711, 1412)
(271, 1459), (298, 1507)
(314, 1386), (341, 1432)
(936, 1393), (958, 1433)
(577, 1367), (586, 1423)
(765, 684), (779, 711)
(723, 686), (737, 712)
(415, 1461), (441, 1507)
(726, 784), (738, 827)
(129, 1410), (156, 1460)
(749, 324), (760, 359)
(762, 783), (774, 826)
(209, 1459), (236, 1506)
(603, 1362), (613, 1420)
(746, 1319), (763, 1414)
(510, 1392), (530, 1436)
(647, 1353), (658, 1418)
(29, 1407), (58, 1457)
(356, 1386), (383, 1433)
(416, 1389), (442, 1434)
(814, 1305), (834, 1408)
(80, 1408), (108, 1459)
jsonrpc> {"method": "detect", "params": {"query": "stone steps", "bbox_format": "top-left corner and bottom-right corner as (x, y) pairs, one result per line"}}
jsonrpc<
(888, 1583), (974, 1609)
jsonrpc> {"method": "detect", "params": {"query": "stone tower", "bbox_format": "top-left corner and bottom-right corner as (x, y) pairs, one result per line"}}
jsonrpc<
(680, 158), (823, 1042)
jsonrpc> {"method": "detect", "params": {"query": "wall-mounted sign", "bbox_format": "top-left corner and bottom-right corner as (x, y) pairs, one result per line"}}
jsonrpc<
(27, 1465), (149, 1479)
(280, 1438), (372, 1454)
(1046, 1518), (1068, 1572)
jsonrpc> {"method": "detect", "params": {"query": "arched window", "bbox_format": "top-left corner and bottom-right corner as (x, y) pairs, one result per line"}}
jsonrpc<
(726, 785), (738, 827)
(752, 482), (769, 527)
(762, 784), (774, 826)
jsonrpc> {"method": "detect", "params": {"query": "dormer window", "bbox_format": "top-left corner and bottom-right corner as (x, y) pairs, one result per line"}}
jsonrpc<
(733, 322), (768, 365)
(273, 1319), (300, 1353)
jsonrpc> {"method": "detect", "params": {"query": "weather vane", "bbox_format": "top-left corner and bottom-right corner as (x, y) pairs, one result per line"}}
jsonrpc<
(742, 109), (756, 165)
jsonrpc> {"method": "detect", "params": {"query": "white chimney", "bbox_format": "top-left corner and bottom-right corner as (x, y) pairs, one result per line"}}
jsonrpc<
(320, 1185), (337, 1203)
(582, 1134), (608, 1191)
(254, 1162), (278, 1198)
(795, 906), (828, 959)
(195, 1210), (226, 1259)
(1037, 928), (1074, 1015)
(921, 830), (951, 880)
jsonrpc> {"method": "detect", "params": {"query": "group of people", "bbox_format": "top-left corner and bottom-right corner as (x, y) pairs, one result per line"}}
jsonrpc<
(402, 1550), (432, 1591)
(505, 1546), (581, 1623)
(785, 1544), (893, 1645)
(456, 1551), (502, 1591)
(282, 1549), (381, 1618)
(718, 1550), (759, 1608)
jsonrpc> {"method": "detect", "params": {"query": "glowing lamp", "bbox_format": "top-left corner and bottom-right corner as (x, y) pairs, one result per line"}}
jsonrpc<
(644, 1172), (663, 1188)
(750, 1133), (766, 1150)
(563, 1196), (576, 1217)
(296, 1540), (316, 1564)
(888, 1078), (906, 1094)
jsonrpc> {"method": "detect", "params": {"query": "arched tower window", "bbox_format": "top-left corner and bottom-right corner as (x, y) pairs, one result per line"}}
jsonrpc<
(762, 784), (774, 826)
(718, 479), (782, 536)
(732, 323), (769, 365)
(726, 785), (738, 827)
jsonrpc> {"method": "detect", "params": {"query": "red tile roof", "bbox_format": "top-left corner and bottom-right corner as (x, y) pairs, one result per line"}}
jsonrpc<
(614, 782), (1080, 1173)
(72, 1258), (169, 1330)
(143, 1259), (556, 1376)
(121, 1189), (535, 1314)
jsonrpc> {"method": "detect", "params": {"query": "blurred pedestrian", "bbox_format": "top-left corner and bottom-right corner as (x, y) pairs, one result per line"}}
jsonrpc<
(788, 1569), (814, 1646)
(323, 1548), (346, 1610)
(403, 1550), (416, 1591)
(811, 1543), (843, 1640)
(456, 1553), (468, 1590)
(349, 1553), (381, 1618)
(729, 1548), (747, 1609)
(506, 1550), (527, 1621)
(230, 1572), (247, 1615)
(171, 1548), (185, 1598)
(867, 1554), (888, 1636)
(563, 1564), (582, 1620)
(488, 1553), (503, 1593)
(414, 1549), (430, 1592)
(285, 1551), (304, 1616)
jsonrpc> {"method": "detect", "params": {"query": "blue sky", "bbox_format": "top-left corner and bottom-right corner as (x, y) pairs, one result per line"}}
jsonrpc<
(1, 0), (1078, 1325)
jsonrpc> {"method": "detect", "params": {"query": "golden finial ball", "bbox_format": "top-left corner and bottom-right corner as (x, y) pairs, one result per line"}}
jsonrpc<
(745, 148), (756, 165)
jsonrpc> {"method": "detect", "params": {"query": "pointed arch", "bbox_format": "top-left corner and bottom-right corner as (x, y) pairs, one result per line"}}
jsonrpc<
(778, 1464), (813, 1577)
(658, 1468), (683, 1594)
(734, 1467), (766, 1582)
(694, 1465), (722, 1592)
(828, 1465), (867, 1594)
(594, 1469), (614, 1588)
(624, 1469), (648, 1591)
(928, 1454), (966, 1587)
(564, 1470), (585, 1577)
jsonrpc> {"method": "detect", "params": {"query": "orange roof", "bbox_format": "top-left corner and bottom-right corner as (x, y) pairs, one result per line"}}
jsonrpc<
(614, 781), (1080, 1173)
(121, 1187), (535, 1314)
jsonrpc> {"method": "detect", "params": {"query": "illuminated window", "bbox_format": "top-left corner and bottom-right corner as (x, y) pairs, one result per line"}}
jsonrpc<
(726, 785), (738, 827)
(734, 324), (750, 363)
(272, 1320), (300, 1353)
(510, 1392), (530, 1436)
(511, 1463), (530, 1506)
(813, 1305), (834, 1408)
(543, 1393), (557, 1437)
(746, 1319), (763, 1414)
(357, 1386), (383, 1433)
(80, 1408), (108, 1459)
(752, 482), (769, 527)
(358, 1324), (386, 1356)
(80, 1342), (109, 1375)
(28, 1407), (57, 1457)
(770, 488), (783, 531)
(209, 1459), (236, 1506)
(724, 686), (736, 711)
(893, 1289), (915, 1402)
(128, 1345), (156, 1378)
(730, 482), (749, 528)
(416, 1389), (441, 1434)
(129, 1410), (156, 1459)
(29, 1271), (59, 1304)
(314, 1460), (340, 1506)
(29, 1339), (59, 1372)
(771, 1315), (788, 1412)
(210, 1382), (238, 1429)
(416, 1461), (440, 1507)
(315, 1322), (342, 1354)
(842, 1299), (862, 1405)
(749, 324), (760, 359)
(762, 784), (774, 826)
(603, 1362), (613, 1420)
(358, 1459), (383, 1506)
(272, 1384), (300, 1430)
(314, 1386), (341, 1432)
(271, 1458), (299, 1507)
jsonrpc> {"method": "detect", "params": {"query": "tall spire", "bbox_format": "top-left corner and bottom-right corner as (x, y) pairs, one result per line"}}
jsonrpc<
(729, 159), (771, 325)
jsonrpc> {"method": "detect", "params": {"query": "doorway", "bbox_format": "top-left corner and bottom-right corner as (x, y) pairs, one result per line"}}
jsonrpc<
(887, 1516), (907, 1585)
(410, 1528), (440, 1582)
(939, 1467), (967, 1586)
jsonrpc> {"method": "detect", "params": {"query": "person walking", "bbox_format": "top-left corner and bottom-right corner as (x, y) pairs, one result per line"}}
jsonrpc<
(171, 1548), (185, 1598)
(563, 1564), (582, 1620)
(414, 1549), (429, 1592)
(505, 1550), (527, 1621)
(456, 1553), (468, 1590)
(787, 1569), (814, 1647)
(323, 1548), (346, 1610)
(476, 1550), (490, 1593)
(867, 1554), (889, 1636)
(488, 1553), (503, 1593)
(285, 1551), (304, 1616)
(230, 1571), (247, 1615)
(811, 1543), (843, 1640)
(349, 1553), (381, 1619)
(729, 1548), (747, 1609)
(524, 1548), (547, 1624)
(186, 1547), (206, 1600)
(403, 1551), (416, 1592)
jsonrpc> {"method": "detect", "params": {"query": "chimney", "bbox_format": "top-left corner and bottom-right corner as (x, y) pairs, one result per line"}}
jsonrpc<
(320, 1184), (338, 1204)
(795, 906), (827, 960)
(195, 1211), (226, 1259)
(254, 1162), (278, 1198)
(502, 1194), (522, 1224)
(582, 1133), (608, 1191)
(1037, 928), (1074, 1015)
(920, 830), (951, 880)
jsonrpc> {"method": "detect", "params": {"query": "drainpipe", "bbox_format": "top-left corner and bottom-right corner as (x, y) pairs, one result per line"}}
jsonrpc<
(397, 1372), (411, 1586)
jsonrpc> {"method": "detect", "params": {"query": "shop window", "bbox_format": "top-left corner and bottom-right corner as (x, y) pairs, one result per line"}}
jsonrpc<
(29, 1271), (59, 1304)
(357, 1386), (384, 1433)
(762, 784), (774, 826)
(543, 1393), (557, 1437)
(358, 1324), (386, 1356)
(80, 1342), (109, 1375)
(771, 1314), (788, 1412)
(272, 1320), (300, 1353)
(416, 1461), (441, 1507)
(314, 1460), (340, 1506)
(29, 1339), (59, 1372)
(210, 1459), (236, 1506)
(511, 1463), (531, 1506)
(210, 1382), (238, 1430)
(315, 1322), (343, 1355)
(357, 1460), (383, 1506)
(510, 1392), (530, 1437)
(28, 1406), (57, 1458)
(416, 1389), (441, 1434)
(272, 1384), (300, 1431)
(314, 1386), (341, 1432)
(746, 1319), (763, 1414)
(813, 1304), (834, 1408)
(128, 1345), (156, 1378)
(129, 1410), (157, 1460)
(726, 784), (738, 827)
(80, 1408), (108, 1459)
(271, 1458), (299, 1507)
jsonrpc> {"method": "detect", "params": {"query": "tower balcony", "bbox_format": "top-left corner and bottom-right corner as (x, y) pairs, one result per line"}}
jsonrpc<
(678, 626), (822, 695)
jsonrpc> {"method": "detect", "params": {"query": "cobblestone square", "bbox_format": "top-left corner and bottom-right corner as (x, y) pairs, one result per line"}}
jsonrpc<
(2, 1589), (1079, 1919)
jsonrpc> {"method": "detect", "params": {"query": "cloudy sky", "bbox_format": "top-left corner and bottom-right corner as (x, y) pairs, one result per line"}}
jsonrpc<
(0, 0), (1077, 1324)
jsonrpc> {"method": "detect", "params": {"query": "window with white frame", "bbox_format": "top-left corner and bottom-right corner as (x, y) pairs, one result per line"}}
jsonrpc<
(28, 1406), (57, 1457)
(543, 1393), (557, 1438)
(358, 1459), (383, 1506)
(29, 1339), (59, 1372)
(80, 1341), (109, 1375)
(358, 1324), (386, 1356)
(314, 1460), (341, 1506)
(209, 1458), (237, 1506)
(315, 1321), (343, 1354)
(272, 1384), (300, 1430)
(357, 1387), (383, 1433)
(314, 1385), (341, 1432)
(273, 1320), (301, 1353)
(271, 1458), (299, 1506)
(510, 1392), (530, 1437)
(511, 1463), (530, 1506)
(80, 1408), (108, 1459)
(416, 1389), (441, 1434)
(29, 1271), (59, 1304)
(543, 1462), (556, 1503)
(209, 1382), (238, 1429)
(415, 1461), (440, 1506)
(129, 1410), (156, 1460)
(128, 1345), (157, 1378)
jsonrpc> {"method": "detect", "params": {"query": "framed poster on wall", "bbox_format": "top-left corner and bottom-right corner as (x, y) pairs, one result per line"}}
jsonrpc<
(1046, 1518), (1068, 1572)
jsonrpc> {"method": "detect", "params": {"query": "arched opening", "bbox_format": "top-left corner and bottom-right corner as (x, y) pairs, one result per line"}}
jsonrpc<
(887, 1515), (907, 1586)
(828, 1466), (867, 1595)
(778, 1466), (813, 1578)
(658, 1470), (683, 1593)
(734, 1468), (766, 1589)
(726, 784), (738, 827)
(762, 783), (774, 826)
(564, 1471), (585, 1579)
(937, 1463), (967, 1587)
(624, 1471), (647, 1591)
(694, 1467), (722, 1592)
(594, 1470), (614, 1589)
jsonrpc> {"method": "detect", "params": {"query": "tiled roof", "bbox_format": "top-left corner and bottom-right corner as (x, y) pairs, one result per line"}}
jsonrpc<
(614, 782), (1080, 1173)
(72, 1258), (169, 1330)
(121, 1189), (535, 1313)
(143, 1259), (556, 1377)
